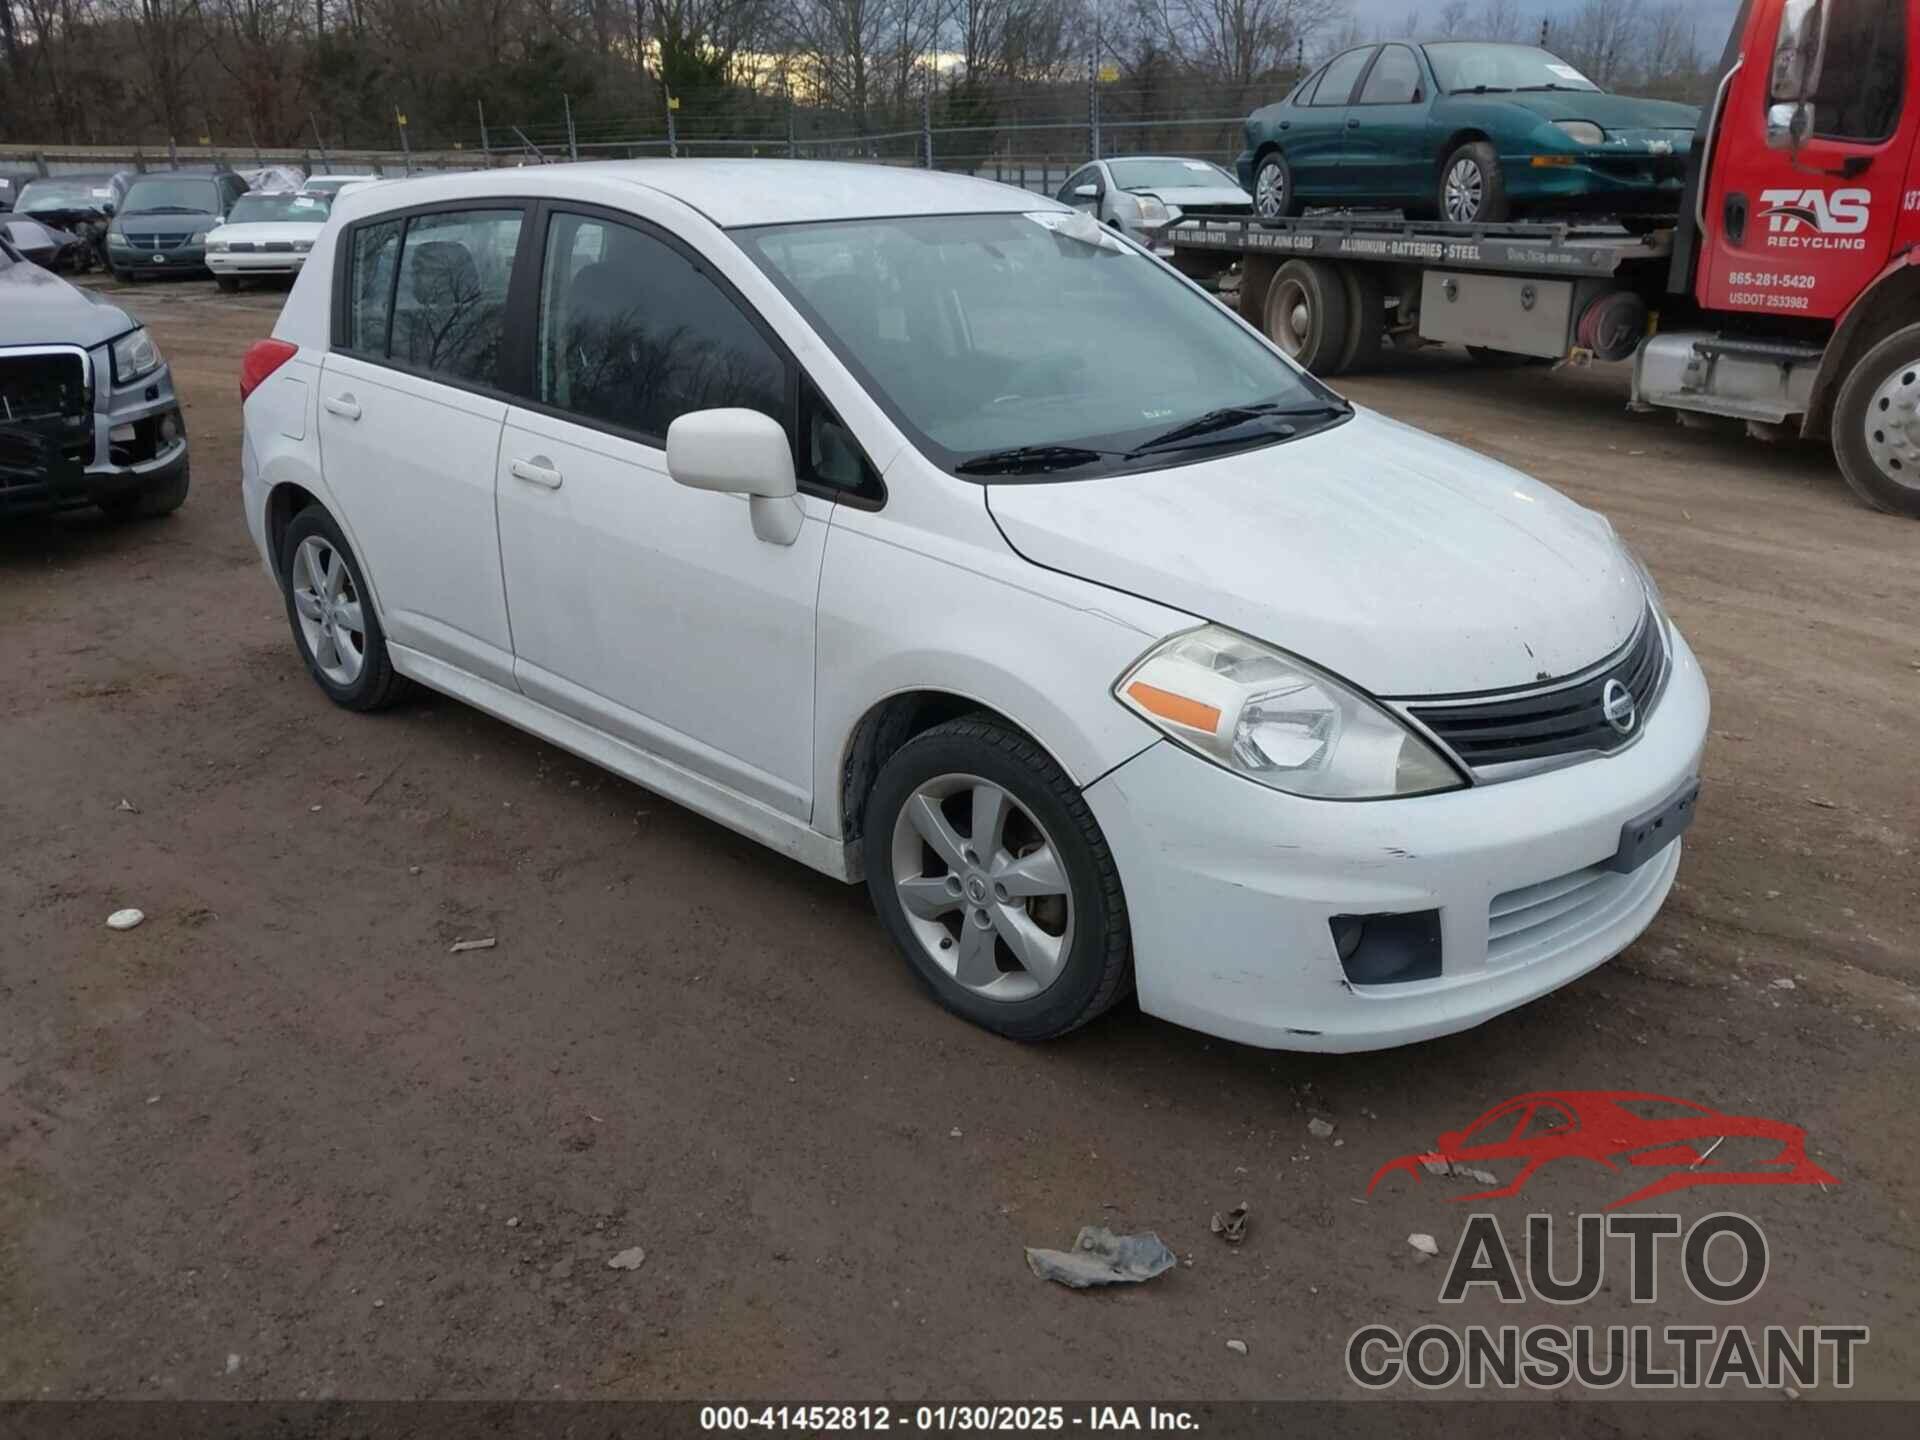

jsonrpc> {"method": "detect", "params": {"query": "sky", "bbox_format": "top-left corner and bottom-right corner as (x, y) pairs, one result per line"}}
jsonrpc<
(1343, 0), (1746, 48)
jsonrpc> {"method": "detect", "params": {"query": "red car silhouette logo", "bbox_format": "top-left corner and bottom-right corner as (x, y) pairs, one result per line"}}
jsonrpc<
(1368, 1091), (1839, 1210)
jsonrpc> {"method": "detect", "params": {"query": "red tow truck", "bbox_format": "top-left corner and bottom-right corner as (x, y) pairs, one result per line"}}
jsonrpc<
(1169, 0), (1920, 517)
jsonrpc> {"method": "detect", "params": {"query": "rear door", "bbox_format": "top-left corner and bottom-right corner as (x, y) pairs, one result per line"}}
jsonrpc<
(494, 205), (831, 819)
(1347, 45), (1436, 206)
(1289, 46), (1375, 200)
(316, 204), (526, 687)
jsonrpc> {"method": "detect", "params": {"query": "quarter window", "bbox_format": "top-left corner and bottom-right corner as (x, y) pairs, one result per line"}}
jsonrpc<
(535, 211), (785, 440)
(1360, 45), (1423, 105)
(389, 209), (524, 387)
(346, 218), (402, 355)
(1311, 48), (1375, 107)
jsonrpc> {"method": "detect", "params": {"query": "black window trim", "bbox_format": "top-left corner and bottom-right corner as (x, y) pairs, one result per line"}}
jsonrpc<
(1800, 1), (1907, 146)
(329, 197), (537, 409)
(1309, 46), (1378, 108)
(1353, 44), (1426, 107)
(512, 198), (885, 508)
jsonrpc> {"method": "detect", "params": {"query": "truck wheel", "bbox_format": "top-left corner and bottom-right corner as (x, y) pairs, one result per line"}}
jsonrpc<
(1266, 260), (1351, 375)
(1833, 323), (1920, 517)
(1253, 150), (1298, 221)
(1339, 265), (1386, 373)
(1439, 142), (1509, 224)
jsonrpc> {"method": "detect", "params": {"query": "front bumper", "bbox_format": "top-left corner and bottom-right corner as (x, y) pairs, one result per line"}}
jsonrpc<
(0, 356), (188, 520)
(207, 251), (308, 276)
(1509, 152), (1690, 212)
(1084, 628), (1710, 1052)
(109, 243), (207, 274)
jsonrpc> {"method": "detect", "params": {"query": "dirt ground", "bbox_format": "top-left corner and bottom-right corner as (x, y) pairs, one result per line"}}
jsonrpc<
(2, 274), (1915, 1408)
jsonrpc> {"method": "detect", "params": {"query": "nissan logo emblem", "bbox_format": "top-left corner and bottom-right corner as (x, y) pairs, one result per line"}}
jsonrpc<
(1602, 680), (1637, 736)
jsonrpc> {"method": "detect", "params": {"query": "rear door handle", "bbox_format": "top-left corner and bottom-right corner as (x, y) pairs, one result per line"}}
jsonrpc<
(1347, 118), (1361, 129)
(509, 457), (563, 490)
(322, 395), (361, 421)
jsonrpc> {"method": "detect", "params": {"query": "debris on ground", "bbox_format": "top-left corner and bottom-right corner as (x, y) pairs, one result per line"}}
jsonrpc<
(1408, 1233), (1440, 1259)
(1307, 1117), (1335, 1139)
(1772, 977), (1797, 991)
(949, 1127), (962, 1138)
(116, 798), (140, 813)
(225, 1353), (241, 1375)
(106, 908), (145, 931)
(1225, 1339), (1248, 1356)
(607, 1246), (647, 1271)
(1420, 1157), (1501, 1186)
(504, 1216), (520, 1228)
(449, 937), (497, 954)
(1210, 1203), (1250, 1244)
(1025, 1227), (1176, 1289)
(1421, 1157), (1450, 1176)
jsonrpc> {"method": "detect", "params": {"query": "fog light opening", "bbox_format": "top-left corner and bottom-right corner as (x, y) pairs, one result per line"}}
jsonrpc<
(1331, 911), (1444, 987)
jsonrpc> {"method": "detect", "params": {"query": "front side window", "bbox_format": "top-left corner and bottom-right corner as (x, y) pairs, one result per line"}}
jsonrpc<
(1057, 167), (1098, 202)
(1360, 46), (1424, 105)
(390, 208), (524, 387)
(346, 218), (402, 355)
(1311, 48), (1375, 106)
(737, 211), (1337, 481)
(1805, 0), (1906, 141)
(536, 211), (785, 440)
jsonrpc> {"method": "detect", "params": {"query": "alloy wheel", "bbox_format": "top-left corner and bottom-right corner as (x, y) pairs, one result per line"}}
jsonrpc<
(1443, 159), (1486, 222)
(889, 773), (1074, 1003)
(291, 536), (367, 687)
(1255, 159), (1288, 220)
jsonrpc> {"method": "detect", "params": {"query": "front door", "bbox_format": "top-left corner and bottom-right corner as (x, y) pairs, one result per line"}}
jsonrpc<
(317, 206), (527, 687)
(494, 207), (828, 820)
(1697, 0), (1919, 321)
(1346, 45), (1437, 207)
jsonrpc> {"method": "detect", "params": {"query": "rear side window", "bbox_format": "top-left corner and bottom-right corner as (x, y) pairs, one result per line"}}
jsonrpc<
(346, 219), (402, 354)
(534, 211), (785, 441)
(1311, 48), (1374, 107)
(389, 209), (524, 387)
(1811, 0), (1906, 141)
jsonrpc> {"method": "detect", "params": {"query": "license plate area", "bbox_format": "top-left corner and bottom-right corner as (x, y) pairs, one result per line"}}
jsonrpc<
(1608, 779), (1700, 874)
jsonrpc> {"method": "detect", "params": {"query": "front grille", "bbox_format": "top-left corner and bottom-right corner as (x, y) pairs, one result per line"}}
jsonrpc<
(0, 350), (93, 475)
(1487, 847), (1677, 969)
(122, 232), (191, 251)
(263, 242), (294, 253)
(227, 241), (257, 253)
(1408, 613), (1666, 770)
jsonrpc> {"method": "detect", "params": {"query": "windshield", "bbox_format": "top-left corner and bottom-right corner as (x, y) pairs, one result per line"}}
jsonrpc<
(17, 178), (112, 212)
(737, 212), (1333, 479)
(1424, 43), (1600, 94)
(226, 192), (329, 225)
(121, 177), (221, 214)
(1106, 159), (1239, 191)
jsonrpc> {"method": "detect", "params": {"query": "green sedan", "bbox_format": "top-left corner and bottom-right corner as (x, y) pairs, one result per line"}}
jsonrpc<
(1236, 41), (1700, 223)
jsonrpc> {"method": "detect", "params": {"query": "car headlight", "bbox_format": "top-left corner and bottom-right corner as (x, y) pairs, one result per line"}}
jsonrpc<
(1134, 196), (1171, 225)
(1553, 120), (1606, 146)
(107, 231), (131, 247)
(188, 230), (209, 245)
(206, 237), (228, 252)
(291, 240), (312, 253)
(111, 327), (162, 384)
(1116, 626), (1465, 799)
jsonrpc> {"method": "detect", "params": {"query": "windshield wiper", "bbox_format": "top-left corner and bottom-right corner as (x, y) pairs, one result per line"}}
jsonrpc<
(1127, 402), (1347, 457)
(956, 445), (1108, 476)
(1514, 83), (1590, 92)
(1450, 85), (1514, 94)
(128, 205), (200, 215)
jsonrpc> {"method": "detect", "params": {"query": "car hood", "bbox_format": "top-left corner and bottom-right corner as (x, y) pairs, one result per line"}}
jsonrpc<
(211, 220), (325, 243)
(1130, 184), (1252, 208)
(0, 258), (133, 346)
(1499, 91), (1699, 133)
(114, 211), (217, 235)
(985, 409), (1646, 697)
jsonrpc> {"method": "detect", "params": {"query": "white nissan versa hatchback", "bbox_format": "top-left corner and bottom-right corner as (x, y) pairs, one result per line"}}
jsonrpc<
(240, 161), (1708, 1053)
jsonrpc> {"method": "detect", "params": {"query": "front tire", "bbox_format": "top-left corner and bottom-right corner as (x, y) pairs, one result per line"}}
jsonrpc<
(1253, 150), (1298, 221)
(1833, 323), (1920, 517)
(1439, 142), (1509, 224)
(865, 716), (1132, 1042)
(278, 506), (408, 711)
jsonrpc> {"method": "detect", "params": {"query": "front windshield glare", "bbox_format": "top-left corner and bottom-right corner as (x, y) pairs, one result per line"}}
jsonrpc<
(738, 212), (1329, 477)
(227, 194), (329, 224)
(122, 179), (220, 213)
(1107, 159), (1237, 190)
(1425, 43), (1600, 93)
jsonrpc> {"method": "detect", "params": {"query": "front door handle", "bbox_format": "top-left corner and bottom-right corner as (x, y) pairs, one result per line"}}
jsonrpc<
(1347, 118), (1361, 129)
(509, 457), (564, 490)
(322, 394), (361, 421)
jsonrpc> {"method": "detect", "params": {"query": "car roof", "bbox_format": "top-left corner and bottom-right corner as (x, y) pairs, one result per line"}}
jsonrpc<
(328, 160), (1055, 230)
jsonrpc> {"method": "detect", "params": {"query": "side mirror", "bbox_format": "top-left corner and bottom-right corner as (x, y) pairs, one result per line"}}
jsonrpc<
(1074, 183), (1099, 199)
(665, 408), (802, 546)
(1767, 101), (1815, 151)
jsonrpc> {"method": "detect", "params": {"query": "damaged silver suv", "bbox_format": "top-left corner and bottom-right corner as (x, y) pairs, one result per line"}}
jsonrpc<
(0, 229), (188, 521)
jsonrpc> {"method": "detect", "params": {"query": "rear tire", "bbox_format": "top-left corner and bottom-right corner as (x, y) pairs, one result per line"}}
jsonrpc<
(1339, 265), (1387, 374)
(1439, 141), (1509, 224)
(1265, 259), (1352, 375)
(865, 716), (1132, 1042)
(278, 506), (409, 711)
(1832, 323), (1920, 517)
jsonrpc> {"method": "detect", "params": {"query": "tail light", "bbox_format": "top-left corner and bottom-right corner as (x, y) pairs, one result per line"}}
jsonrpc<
(240, 338), (299, 401)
